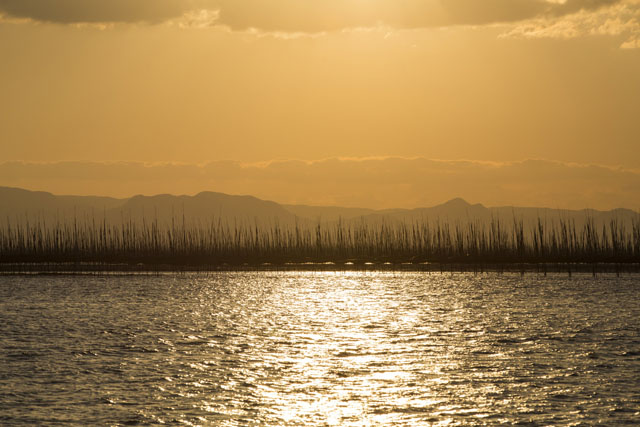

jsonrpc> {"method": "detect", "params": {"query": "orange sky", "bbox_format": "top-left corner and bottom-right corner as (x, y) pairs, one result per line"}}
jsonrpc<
(1, 1), (639, 207)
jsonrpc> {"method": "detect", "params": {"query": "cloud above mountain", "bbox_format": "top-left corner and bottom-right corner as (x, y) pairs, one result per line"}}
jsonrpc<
(1, 158), (638, 211)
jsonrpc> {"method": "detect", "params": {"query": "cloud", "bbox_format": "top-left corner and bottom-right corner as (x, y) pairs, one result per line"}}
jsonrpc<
(503, 0), (640, 47)
(1, 158), (639, 210)
(0, 0), (626, 31)
(207, 0), (553, 32)
(0, 0), (211, 24)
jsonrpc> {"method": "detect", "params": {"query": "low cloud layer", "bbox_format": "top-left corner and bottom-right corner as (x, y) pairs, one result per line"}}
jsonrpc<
(0, 0), (623, 30)
(1, 0), (637, 48)
(1, 158), (638, 211)
(504, 0), (640, 47)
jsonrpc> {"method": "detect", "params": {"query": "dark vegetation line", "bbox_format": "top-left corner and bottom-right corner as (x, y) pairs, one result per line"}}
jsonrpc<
(1, 214), (639, 268)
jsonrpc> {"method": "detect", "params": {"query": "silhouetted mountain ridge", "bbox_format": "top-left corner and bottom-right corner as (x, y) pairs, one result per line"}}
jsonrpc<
(119, 191), (294, 224)
(0, 186), (637, 228)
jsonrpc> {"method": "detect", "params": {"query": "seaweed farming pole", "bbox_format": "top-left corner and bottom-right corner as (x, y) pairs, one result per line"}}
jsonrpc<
(0, 213), (639, 266)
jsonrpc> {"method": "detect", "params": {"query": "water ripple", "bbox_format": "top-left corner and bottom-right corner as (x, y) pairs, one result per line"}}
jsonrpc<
(0, 272), (639, 425)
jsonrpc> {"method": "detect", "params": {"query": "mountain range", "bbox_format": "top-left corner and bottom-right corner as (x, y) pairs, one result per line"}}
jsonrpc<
(1, 186), (637, 228)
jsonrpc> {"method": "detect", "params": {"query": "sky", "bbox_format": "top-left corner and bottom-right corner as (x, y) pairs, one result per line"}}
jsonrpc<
(1, 0), (639, 209)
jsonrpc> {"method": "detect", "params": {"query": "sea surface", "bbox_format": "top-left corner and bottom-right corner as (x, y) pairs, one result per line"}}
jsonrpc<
(0, 272), (639, 426)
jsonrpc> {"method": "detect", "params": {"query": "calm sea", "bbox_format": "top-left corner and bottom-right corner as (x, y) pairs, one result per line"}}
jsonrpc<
(1, 272), (639, 426)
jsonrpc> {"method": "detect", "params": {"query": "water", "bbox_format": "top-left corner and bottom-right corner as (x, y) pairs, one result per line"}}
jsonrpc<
(1, 272), (639, 426)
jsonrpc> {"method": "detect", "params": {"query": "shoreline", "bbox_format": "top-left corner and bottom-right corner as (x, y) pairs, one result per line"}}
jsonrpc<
(1, 261), (639, 275)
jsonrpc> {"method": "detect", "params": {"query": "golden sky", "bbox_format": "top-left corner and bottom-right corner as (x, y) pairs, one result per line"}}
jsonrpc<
(1, 1), (639, 207)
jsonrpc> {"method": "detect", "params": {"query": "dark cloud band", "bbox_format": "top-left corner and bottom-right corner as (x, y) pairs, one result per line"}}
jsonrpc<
(0, 0), (624, 30)
(0, 0), (203, 24)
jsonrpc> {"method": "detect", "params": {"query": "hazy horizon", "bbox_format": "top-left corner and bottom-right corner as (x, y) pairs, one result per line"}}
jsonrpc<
(2, 157), (640, 211)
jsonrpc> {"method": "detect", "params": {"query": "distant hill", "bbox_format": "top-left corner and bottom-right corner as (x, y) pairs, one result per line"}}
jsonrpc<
(286, 196), (639, 228)
(0, 187), (297, 226)
(383, 198), (639, 229)
(0, 186), (637, 228)
(0, 186), (122, 221)
(115, 192), (296, 225)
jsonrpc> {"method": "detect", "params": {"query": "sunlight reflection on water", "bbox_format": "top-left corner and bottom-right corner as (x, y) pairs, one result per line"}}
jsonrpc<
(1, 271), (639, 425)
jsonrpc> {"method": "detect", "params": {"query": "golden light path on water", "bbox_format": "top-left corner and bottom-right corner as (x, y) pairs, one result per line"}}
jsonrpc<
(1, 271), (639, 425)
(183, 271), (537, 425)
(252, 272), (454, 425)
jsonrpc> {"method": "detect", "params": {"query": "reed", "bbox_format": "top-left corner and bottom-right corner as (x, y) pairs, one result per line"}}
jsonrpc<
(1, 213), (639, 266)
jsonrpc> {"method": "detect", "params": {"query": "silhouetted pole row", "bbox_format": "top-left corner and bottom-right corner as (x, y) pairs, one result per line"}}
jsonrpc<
(1, 213), (639, 267)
